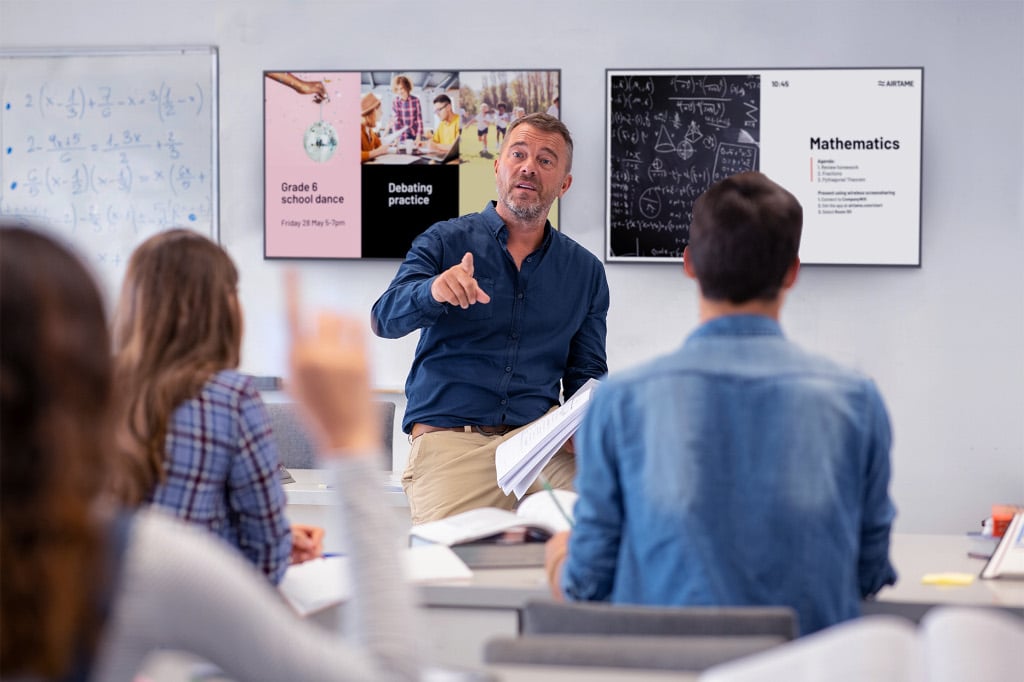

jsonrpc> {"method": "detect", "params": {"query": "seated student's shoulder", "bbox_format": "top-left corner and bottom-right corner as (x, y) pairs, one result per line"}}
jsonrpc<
(788, 343), (886, 396)
(199, 369), (267, 409)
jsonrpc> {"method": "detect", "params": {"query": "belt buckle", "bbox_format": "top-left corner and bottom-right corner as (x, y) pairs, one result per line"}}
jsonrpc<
(475, 424), (511, 436)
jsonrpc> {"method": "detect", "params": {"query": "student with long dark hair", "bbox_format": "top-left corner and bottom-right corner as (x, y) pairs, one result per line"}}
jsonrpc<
(0, 223), (419, 681)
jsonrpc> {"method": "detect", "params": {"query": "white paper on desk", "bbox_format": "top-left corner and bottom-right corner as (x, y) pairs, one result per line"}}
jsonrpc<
(278, 546), (471, 616)
(407, 543), (474, 582)
(279, 556), (352, 616)
(495, 378), (599, 497)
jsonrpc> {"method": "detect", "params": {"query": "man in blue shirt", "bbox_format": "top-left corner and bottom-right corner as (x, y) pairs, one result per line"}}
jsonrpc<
(371, 113), (609, 524)
(545, 171), (896, 635)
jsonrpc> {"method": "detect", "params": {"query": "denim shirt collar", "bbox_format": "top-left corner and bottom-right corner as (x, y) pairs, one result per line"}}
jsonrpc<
(482, 201), (554, 253)
(688, 314), (784, 342)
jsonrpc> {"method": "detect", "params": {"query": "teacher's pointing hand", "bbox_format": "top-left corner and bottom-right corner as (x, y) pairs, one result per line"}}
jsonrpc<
(431, 252), (492, 309)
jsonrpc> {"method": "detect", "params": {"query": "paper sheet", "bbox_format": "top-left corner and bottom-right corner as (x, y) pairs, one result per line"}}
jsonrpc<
(495, 378), (599, 497)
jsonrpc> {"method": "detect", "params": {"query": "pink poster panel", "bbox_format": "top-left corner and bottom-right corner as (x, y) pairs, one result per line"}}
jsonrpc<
(264, 71), (362, 257)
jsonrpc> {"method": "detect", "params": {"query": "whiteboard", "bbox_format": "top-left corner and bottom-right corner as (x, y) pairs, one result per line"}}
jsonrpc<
(0, 47), (219, 303)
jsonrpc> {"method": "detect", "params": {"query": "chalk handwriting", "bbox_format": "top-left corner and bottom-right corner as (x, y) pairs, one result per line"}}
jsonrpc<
(608, 73), (761, 259)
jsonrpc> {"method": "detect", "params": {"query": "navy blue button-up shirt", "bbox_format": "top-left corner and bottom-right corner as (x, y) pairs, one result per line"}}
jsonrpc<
(371, 202), (609, 433)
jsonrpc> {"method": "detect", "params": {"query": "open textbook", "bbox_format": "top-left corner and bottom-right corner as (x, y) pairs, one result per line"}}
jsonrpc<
(495, 378), (600, 498)
(409, 489), (578, 546)
(700, 607), (1023, 682)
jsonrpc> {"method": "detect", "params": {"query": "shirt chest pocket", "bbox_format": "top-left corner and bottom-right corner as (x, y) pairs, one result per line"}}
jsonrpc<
(451, 276), (495, 321)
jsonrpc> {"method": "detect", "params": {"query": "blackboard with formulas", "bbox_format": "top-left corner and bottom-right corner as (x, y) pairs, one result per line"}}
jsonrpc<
(606, 71), (760, 262)
(0, 47), (218, 303)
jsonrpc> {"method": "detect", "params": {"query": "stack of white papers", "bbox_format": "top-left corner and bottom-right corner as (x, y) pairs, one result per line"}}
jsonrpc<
(495, 378), (600, 498)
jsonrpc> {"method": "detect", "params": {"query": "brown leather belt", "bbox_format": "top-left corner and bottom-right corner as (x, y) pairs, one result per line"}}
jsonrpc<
(411, 422), (519, 440)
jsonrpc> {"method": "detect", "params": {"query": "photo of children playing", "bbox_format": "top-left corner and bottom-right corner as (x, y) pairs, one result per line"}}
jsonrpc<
(450, 70), (561, 221)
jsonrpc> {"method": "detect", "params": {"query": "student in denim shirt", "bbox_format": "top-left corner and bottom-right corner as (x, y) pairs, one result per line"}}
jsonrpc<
(546, 171), (897, 635)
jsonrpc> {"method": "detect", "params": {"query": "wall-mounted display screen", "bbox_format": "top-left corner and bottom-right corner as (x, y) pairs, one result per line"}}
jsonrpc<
(264, 69), (560, 259)
(606, 68), (923, 265)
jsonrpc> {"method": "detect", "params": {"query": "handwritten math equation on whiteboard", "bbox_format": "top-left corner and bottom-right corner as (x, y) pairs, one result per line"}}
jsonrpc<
(1, 49), (218, 298)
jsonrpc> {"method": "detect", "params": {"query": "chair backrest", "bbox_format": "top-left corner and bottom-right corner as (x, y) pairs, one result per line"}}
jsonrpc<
(483, 634), (788, 671)
(483, 601), (798, 671)
(265, 400), (395, 471)
(519, 600), (799, 639)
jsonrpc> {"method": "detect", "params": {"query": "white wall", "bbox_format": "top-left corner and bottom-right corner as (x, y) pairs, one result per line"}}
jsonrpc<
(5, 0), (1022, 533)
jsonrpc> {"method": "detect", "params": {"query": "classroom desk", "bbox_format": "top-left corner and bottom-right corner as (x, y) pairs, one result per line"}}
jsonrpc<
(137, 533), (1022, 681)
(284, 471), (1024, 666)
(139, 653), (699, 682)
(365, 148), (458, 165)
(412, 533), (1024, 667)
(866, 533), (1024, 618)
(284, 468), (409, 554)
(485, 664), (698, 681)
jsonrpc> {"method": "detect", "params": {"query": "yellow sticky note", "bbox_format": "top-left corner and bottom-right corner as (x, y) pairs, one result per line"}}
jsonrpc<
(921, 572), (975, 587)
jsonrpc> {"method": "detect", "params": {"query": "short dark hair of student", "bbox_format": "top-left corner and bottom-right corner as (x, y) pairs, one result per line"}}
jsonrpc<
(687, 171), (803, 303)
(0, 224), (113, 677)
(433, 93), (452, 106)
(506, 112), (574, 172)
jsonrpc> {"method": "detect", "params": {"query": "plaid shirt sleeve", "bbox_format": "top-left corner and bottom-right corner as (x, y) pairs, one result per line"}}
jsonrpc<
(227, 384), (292, 584)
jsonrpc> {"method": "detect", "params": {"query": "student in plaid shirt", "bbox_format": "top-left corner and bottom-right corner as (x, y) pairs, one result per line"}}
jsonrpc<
(389, 74), (423, 144)
(114, 229), (320, 584)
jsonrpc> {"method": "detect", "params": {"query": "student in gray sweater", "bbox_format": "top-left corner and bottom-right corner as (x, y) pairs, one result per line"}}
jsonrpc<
(0, 223), (420, 682)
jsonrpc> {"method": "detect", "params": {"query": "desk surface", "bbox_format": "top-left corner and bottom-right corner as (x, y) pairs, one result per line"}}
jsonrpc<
(282, 469), (1023, 613)
(418, 533), (1024, 612)
(877, 533), (1024, 609)
(141, 653), (697, 682)
(285, 467), (407, 507)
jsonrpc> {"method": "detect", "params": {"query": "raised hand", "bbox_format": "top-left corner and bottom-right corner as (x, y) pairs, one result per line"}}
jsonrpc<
(285, 271), (379, 455)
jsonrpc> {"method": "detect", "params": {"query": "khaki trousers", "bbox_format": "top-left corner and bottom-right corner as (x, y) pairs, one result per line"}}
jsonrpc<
(401, 421), (576, 525)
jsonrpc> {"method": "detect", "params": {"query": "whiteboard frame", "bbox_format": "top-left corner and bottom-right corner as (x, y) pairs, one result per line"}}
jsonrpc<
(0, 45), (220, 243)
(605, 67), (923, 267)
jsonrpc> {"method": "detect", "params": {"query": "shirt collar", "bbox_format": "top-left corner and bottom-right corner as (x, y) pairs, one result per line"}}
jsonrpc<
(482, 201), (554, 252)
(688, 314), (784, 341)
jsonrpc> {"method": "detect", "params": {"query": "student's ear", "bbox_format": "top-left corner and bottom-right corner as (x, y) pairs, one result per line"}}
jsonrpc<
(683, 246), (697, 280)
(781, 257), (800, 290)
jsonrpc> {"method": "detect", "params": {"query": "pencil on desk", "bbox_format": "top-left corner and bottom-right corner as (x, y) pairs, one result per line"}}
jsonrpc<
(539, 474), (575, 528)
